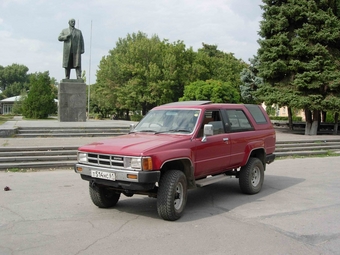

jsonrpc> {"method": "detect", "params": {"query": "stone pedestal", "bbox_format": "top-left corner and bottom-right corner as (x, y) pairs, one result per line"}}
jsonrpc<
(58, 79), (86, 122)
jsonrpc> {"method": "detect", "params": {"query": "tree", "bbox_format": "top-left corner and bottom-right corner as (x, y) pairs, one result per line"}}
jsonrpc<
(0, 64), (29, 92)
(95, 32), (195, 117)
(180, 80), (241, 103)
(94, 33), (248, 117)
(2, 81), (30, 98)
(240, 56), (263, 104)
(257, 0), (340, 135)
(193, 43), (248, 92)
(22, 72), (57, 119)
(12, 90), (27, 115)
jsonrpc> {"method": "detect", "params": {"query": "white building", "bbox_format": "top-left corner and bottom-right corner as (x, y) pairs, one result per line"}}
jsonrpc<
(0, 96), (21, 114)
(0, 96), (58, 115)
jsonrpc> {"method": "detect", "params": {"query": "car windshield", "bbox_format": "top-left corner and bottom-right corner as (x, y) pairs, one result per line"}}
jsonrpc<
(133, 109), (200, 134)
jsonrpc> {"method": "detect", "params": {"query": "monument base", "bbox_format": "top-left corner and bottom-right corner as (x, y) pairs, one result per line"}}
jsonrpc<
(58, 79), (86, 122)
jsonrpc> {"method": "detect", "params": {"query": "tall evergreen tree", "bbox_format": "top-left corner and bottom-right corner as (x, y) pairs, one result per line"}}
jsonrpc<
(240, 56), (263, 104)
(257, 0), (340, 135)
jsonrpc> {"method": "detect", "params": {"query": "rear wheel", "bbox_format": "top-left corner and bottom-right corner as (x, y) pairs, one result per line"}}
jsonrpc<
(239, 157), (264, 194)
(89, 183), (120, 208)
(157, 170), (187, 221)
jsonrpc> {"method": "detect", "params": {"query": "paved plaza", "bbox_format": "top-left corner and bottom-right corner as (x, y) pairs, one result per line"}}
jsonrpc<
(1, 156), (340, 255)
(0, 118), (340, 254)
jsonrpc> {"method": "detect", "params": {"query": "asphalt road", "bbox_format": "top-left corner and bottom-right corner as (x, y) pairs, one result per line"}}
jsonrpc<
(1, 157), (340, 255)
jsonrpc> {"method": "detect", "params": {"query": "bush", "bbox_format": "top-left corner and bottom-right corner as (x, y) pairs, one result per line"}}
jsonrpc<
(130, 114), (144, 121)
(270, 116), (302, 121)
(22, 72), (57, 119)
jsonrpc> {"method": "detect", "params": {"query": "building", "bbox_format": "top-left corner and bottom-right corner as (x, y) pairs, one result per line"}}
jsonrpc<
(0, 96), (58, 115)
(0, 96), (21, 115)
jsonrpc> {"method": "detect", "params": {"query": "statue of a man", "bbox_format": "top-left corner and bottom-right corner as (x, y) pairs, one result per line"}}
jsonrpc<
(58, 19), (85, 79)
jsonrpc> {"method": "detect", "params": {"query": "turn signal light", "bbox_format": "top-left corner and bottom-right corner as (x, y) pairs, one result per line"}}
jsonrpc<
(127, 174), (138, 179)
(76, 167), (83, 172)
(142, 157), (153, 170)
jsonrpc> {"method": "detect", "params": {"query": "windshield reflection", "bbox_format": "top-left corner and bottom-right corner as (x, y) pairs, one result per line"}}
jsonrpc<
(133, 109), (200, 134)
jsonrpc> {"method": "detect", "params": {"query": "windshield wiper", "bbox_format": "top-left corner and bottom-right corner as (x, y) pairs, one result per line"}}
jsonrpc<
(135, 129), (157, 133)
(167, 129), (192, 133)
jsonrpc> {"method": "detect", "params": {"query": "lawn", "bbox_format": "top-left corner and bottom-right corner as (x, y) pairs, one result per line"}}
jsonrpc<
(0, 115), (14, 125)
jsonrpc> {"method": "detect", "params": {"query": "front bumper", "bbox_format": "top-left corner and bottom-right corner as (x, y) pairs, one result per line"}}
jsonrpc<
(74, 163), (161, 191)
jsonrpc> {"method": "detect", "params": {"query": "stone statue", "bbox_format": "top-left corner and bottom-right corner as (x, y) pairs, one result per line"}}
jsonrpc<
(58, 19), (85, 79)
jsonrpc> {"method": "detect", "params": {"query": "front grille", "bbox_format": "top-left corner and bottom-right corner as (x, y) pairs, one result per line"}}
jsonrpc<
(87, 153), (124, 168)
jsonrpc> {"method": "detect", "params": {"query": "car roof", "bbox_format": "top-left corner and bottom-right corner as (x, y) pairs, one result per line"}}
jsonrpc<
(154, 101), (250, 110)
(162, 101), (212, 106)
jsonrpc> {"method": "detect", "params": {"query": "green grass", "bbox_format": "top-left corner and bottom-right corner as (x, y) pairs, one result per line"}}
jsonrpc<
(21, 117), (56, 121)
(6, 168), (26, 172)
(0, 115), (14, 125)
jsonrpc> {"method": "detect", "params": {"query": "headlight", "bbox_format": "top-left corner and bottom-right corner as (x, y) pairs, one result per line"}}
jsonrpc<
(131, 158), (142, 169)
(124, 157), (152, 170)
(124, 157), (141, 170)
(78, 152), (88, 163)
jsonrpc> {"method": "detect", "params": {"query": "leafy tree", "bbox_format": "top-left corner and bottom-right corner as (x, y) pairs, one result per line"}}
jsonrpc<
(193, 43), (248, 91)
(2, 81), (30, 98)
(22, 72), (57, 119)
(94, 33), (247, 117)
(257, 0), (340, 135)
(95, 32), (195, 117)
(0, 64), (29, 92)
(180, 80), (241, 103)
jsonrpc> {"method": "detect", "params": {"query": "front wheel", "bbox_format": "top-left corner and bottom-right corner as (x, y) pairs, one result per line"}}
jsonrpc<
(239, 157), (264, 194)
(89, 183), (120, 208)
(157, 170), (187, 221)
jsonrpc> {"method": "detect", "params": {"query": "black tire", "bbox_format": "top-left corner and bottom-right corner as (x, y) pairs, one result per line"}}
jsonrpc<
(157, 170), (187, 221)
(239, 157), (264, 194)
(89, 183), (120, 208)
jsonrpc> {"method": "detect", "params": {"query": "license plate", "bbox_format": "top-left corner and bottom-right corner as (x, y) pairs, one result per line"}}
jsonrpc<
(91, 170), (116, 181)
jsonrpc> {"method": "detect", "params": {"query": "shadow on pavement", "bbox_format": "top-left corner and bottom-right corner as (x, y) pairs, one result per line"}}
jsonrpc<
(107, 174), (305, 221)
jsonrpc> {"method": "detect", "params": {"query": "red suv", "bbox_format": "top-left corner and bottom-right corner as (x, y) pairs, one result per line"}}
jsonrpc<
(75, 101), (276, 221)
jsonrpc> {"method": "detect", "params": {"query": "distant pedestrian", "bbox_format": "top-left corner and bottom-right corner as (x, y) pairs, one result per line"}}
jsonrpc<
(58, 19), (85, 79)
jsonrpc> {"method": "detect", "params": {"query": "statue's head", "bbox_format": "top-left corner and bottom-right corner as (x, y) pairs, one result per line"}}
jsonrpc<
(68, 19), (76, 27)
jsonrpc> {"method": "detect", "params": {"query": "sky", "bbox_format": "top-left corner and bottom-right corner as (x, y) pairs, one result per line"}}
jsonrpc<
(0, 0), (264, 84)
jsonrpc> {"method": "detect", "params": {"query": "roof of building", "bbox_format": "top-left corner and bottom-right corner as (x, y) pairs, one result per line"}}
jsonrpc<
(1, 96), (21, 102)
(1, 96), (58, 103)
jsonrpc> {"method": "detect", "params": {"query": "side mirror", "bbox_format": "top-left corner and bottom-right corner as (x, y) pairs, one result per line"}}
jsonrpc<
(130, 123), (136, 132)
(202, 124), (213, 142)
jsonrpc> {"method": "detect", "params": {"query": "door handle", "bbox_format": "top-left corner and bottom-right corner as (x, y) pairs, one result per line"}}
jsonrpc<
(223, 138), (229, 142)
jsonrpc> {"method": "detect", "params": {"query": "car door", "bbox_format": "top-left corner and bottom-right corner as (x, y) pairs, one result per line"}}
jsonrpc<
(193, 109), (231, 179)
(224, 109), (255, 167)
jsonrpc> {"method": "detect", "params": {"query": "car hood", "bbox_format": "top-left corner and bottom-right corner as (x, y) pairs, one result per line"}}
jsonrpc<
(78, 133), (190, 156)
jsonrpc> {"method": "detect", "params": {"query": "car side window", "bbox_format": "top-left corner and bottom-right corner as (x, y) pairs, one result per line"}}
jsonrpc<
(245, 105), (268, 124)
(225, 109), (254, 132)
(198, 110), (224, 137)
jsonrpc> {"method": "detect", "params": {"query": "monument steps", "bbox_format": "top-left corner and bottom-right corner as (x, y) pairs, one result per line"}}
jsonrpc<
(275, 140), (340, 157)
(15, 126), (130, 138)
(0, 146), (77, 169)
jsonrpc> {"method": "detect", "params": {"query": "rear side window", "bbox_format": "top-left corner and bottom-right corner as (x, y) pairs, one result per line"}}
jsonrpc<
(225, 110), (253, 132)
(245, 105), (268, 124)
